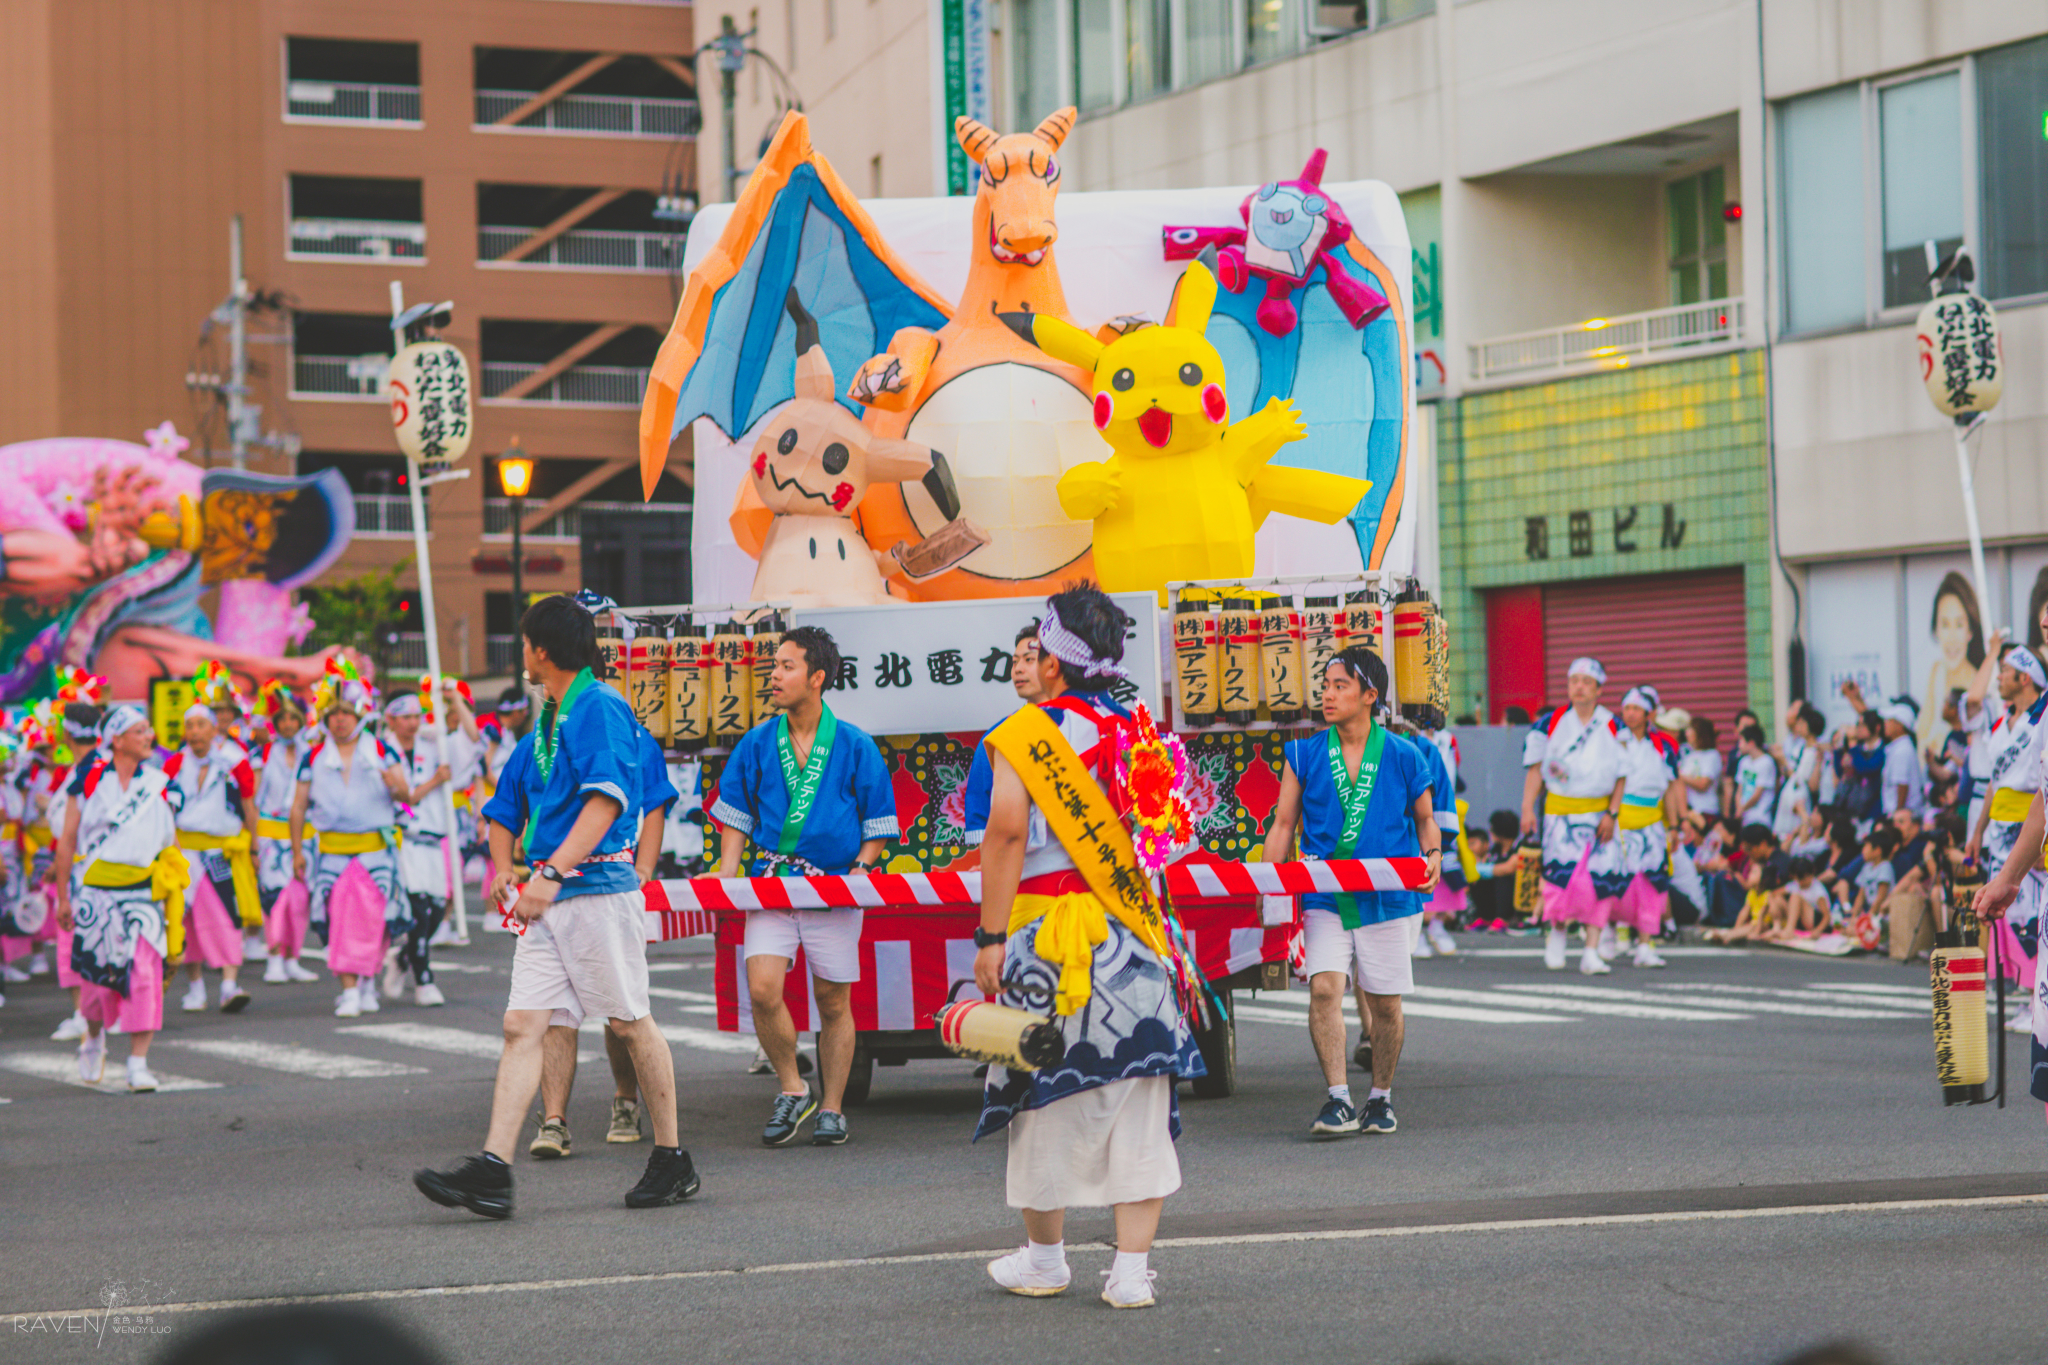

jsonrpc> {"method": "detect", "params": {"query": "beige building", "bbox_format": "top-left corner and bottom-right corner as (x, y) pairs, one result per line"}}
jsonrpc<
(1, 0), (701, 679)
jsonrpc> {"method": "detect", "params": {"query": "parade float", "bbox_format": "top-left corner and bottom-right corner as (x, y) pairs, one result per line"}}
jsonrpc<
(614, 109), (1444, 1102)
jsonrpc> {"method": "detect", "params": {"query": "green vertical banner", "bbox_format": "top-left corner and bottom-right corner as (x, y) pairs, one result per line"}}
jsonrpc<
(941, 0), (969, 194)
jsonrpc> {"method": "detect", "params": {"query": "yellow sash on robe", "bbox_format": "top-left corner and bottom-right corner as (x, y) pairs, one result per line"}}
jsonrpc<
(1544, 792), (1609, 816)
(84, 847), (192, 961)
(256, 817), (291, 841)
(176, 828), (264, 930)
(316, 829), (388, 856)
(1988, 787), (2036, 823)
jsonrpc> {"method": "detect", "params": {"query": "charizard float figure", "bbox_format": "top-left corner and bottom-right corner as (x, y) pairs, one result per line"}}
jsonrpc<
(1003, 255), (1372, 598)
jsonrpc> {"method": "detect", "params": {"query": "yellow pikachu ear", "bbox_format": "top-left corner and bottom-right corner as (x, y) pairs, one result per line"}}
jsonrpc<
(1164, 258), (1218, 334)
(1000, 311), (1105, 373)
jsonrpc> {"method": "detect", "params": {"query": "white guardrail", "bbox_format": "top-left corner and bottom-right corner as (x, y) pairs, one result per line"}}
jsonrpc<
(285, 80), (421, 123)
(473, 89), (698, 138)
(1467, 298), (1745, 383)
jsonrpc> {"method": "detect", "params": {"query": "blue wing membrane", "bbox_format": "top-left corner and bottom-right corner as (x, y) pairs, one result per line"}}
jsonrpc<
(1203, 254), (1406, 566)
(674, 164), (951, 442)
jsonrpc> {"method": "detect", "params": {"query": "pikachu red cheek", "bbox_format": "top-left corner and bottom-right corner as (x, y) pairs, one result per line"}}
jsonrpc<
(1092, 392), (1112, 431)
(1202, 383), (1227, 423)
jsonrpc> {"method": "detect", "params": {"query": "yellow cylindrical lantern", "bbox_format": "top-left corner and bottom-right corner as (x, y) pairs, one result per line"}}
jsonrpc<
(1172, 590), (1218, 728)
(1393, 589), (1430, 715)
(1259, 594), (1304, 727)
(667, 624), (711, 752)
(627, 634), (671, 741)
(1301, 595), (1338, 713)
(1930, 945), (1989, 1105)
(1337, 590), (1378, 658)
(594, 620), (628, 702)
(1218, 595), (1259, 727)
(935, 999), (1067, 1071)
(710, 621), (753, 743)
(751, 616), (783, 723)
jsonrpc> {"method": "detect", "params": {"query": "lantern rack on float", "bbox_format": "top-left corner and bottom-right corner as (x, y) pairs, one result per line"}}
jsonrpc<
(1163, 573), (1450, 736)
(590, 602), (792, 760)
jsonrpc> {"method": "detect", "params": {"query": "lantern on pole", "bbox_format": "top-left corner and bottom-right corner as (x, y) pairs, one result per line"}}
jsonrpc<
(1913, 245), (2002, 630)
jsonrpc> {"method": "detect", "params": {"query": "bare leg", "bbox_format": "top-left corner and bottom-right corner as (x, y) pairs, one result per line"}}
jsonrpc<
(338, 972), (358, 989)
(128, 1030), (153, 1061)
(746, 955), (804, 1092)
(1022, 1208), (1065, 1244)
(1364, 993), (1404, 1091)
(814, 979), (854, 1113)
(538, 1024), (579, 1122)
(1307, 971), (1349, 1088)
(483, 1009), (553, 1162)
(603, 1025), (639, 1099)
(1112, 1197), (1165, 1254)
(610, 1015), (678, 1147)
(1353, 985), (1374, 1049)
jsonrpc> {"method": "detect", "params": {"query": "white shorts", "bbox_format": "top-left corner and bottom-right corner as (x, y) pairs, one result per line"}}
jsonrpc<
(506, 889), (651, 1027)
(743, 907), (865, 984)
(1302, 907), (1418, 995)
(1005, 1076), (1181, 1211)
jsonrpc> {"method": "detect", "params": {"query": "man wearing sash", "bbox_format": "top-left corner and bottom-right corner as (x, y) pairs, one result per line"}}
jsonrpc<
(52, 706), (187, 1093)
(381, 691), (466, 1007)
(253, 686), (319, 984)
(1608, 686), (1683, 969)
(416, 594), (696, 1219)
(1521, 658), (1627, 975)
(962, 622), (1048, 847)
(712, 625), (898, 1148)
(163, 704), (260, 1014)
(1265, 649), (1440, 1139)
(1964, 633), (2047, 1037)
(973, 587), (1203, 1310)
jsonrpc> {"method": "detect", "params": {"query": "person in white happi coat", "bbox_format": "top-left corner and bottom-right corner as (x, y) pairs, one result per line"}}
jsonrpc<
(252, 686), (320, 984)
(1963, 631), (2048, 1037)
(1970, 641), (2048, 1123)
(52, 706), (186, 1093)
(290, 667), (418, 1019)
(163, 705), (260, 1015)
(1602, 686), (1684, 970)
(380, 688), (477, 1007)
(1520, 657), (1627, 976)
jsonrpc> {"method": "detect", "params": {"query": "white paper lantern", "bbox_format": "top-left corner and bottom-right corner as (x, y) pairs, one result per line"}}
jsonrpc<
(1915, 293), (2003, 419)
(387, 341), (475, 463)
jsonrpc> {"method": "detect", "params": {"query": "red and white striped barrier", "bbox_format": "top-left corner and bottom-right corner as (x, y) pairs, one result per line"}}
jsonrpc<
(1164, 857), (1428, 900)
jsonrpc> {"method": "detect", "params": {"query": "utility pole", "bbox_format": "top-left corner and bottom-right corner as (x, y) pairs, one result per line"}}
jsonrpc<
(713, 16), (751, 202)
(227, 215), (251, 469)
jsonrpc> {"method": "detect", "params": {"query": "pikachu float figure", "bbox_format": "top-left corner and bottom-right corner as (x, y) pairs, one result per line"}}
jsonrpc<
(1003, 254), (1373, 599)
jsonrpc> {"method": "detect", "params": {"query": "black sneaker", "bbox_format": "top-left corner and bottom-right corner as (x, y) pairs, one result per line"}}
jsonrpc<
(1352, 1041), (1372, 1072)
(811, 1110), (848, 1146)
(414, 1156), (513, 1220)
(761, 1087), (818, 1147)
(1360, 1095), (1398, 1135)
(624, 1148), (700, 1208)
(1309, 1097), (1361, 1138)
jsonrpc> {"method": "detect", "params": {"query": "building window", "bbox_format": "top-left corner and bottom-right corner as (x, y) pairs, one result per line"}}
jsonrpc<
(1665, 166), (1727, 306)
(1182, 0), (1235, 85)
(1246, 0), (1300, 66)
(1126, 0), (1170, 101)
(1877, 71), (1964, 310)
(1074, 0), (1116, 111)
(1010, 0), (1064, 129)
(1977, 34), (2048, 302)
(1778, 83), (1864, 334)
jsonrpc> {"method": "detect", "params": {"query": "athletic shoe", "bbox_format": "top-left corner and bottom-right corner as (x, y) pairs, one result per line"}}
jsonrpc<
(1632, 944), (1667, 969)
(1544, 928), (1568, 971)
(126, 1057), (158, 1093)
(1427, 922), (1458, 956)
(0, 962), (29, 984)
(24, 951), (50, 977)
(414, 982), (446, 1008)
(747, 1045), (774, 1075)
(220, 984), (252, 1014)
(811, 1110), (849, 1146)
(607, 1097), (644, 1144)
(1597, 925), (1621, 961)
(180, 981), (207, 1012)
(51, 1012), (88, 1042)
(283, 959), (320, 983)
(2008, 1002), (2035, 1035)
(1360, 1095), (1398, 1135)
(380, 953), (408, 999)
(1411, 936), (1435, 959)
(263, 957), (289, 984)
(1101, 1268), (1159, 1309)
(1352, 1041), (1372, 1072)
(413, 1156), (514, 1220)
(761, 1087), (818, 1147)
(1310, 1096), (1361, 1137)
(358, 980), (381, 1013)
(243, 934), (267, 962)
(77, 1034), (107, 1084)
(429, 920), (461, 947)
(1578, 947), (1612, 976)
(986, 1247), (1070, 1297)
(529, 1115), (572, 1159)
(334, 986), (362, 1019)
(624, 1148), (700, 1208)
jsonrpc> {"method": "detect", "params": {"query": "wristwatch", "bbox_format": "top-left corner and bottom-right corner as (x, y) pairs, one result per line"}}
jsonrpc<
(973, 927), (1007, 949)
(535, 863), (566, 885)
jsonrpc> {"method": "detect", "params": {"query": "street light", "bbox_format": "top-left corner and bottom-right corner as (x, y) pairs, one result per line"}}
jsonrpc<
(497, 441), (534, 659)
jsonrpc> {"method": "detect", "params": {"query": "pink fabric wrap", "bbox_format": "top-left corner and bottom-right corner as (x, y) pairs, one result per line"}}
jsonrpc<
(1619, 874), (1668, 937)
(266, 880), (310, 957)
(1425, 882), (1468, 916)
(0, 934), (29, 963)
(55, 929), (84, 989)
(1540, 843), (1606, 928)
(1990, 916), (2036, 993)
(80, 939), (163, 1033)
(324, 860), (389, 977)
(184, 876), (246, 968)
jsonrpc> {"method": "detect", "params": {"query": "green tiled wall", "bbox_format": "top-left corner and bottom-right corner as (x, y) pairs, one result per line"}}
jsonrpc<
(1437, 351), (1771, 721)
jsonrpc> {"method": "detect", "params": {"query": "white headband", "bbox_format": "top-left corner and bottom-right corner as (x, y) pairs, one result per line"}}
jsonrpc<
(1621, 686), (1656, 713)
(2007, 647), (2048, 691)
(1879, 702), (1915, 728)
(1567, 657), (1606, 686)
(182, 703), (215, 727)
(100, 705), (146, 741)
(384, 694), (423, 718)
(1038, 600), (1131, 681)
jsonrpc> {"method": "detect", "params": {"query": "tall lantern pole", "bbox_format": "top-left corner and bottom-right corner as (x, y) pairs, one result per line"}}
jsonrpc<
(1915, 244), (2003, 628)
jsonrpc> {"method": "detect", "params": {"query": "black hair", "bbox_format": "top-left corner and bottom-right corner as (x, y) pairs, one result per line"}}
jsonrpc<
(1740, 823), (1778, 850)
(1787, 855), (1817, 879)
(782, 625), (842, 690)
(496, 683), (529, 710)
(1931, 808), (1966, 847)
(1757, 857), (1790, 892)
(1826, 815), (1859, 854)
(1865, 826), (1901, 855)
(1502, 705), (1532, 725)
(1690, 715), (1717, 748)
(1860, 709), (1883, 732)
(1739, 723), (1765, 748)
(1794, 702), (1824, 737)
(1015, 619), (1041, 646)
(520, 594), (597, 673)
(1328, 646), (1388, 700)
(1489, 809), (1521, 842)
(1044, 585), (1129, 692)
(62, 701), (103, 731)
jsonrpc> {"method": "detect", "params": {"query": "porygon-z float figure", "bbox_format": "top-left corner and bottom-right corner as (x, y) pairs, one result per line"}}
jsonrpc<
(1003, 254), (1372, 598)
(1162, 149), (1388, 338)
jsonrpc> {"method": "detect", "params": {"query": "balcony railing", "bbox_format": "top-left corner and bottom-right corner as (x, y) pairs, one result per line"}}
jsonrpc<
(293, 353), (390, 399)
(384, 633), (429, 673)
(1468, 298), (1745, 384)
(473, 89), (699, 138)
(289, 217), (426, 262)
(477, 226), (679, 273)
(486, 635), (521, 675)
(285, 80), (422, 124)
(483, 497), (689, 541)
(480, 362), (648, 407)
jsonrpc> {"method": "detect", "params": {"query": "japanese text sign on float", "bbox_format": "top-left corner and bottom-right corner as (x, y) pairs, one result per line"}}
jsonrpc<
(387, 341), (475, 464)
(1915, 293), (2003, 419)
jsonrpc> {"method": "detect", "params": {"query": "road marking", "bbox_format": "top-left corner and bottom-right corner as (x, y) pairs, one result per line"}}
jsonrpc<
(0, 1051), (220, 1094)
(1461, 947), (1748, 958)
(1819, 982), (1933, 998)
(339, 1023), (596, 1063)
(1235, 1000), (1570, 1027)
(1412, 983), (1745, 1022)
(10, 1191), (2041, 1321)
(1657, 983), (1928, 1015)
(1240, 985), (1717, 1023)
(1517, 983), (1902, 1020)
(168, 1038), (427, 1079)
(658, 1023), (761, 1056)
(646, 986), (719, 1013)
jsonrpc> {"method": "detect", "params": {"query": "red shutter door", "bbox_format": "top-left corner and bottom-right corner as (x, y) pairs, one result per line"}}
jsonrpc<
(1485, 585), (1545, 722)
(1540, 569), (1751, 730)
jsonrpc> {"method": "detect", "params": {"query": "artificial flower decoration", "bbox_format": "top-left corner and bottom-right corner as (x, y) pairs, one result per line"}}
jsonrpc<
(193, 660), (241, 713)
(1119, 702), (1192, 876)
(142, 421), (192, 460)
(50, 665), (109, 707)
(417, 674), (474, 724)
(313, 655), (373, 717)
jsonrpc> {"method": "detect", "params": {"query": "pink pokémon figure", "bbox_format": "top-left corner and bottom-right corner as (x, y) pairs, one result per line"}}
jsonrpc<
(1161, 149), (1388, 338)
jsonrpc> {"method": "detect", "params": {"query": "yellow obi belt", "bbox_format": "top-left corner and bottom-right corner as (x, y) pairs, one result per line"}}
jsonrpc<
(176, 828), (264, 929)
(84, 847), (191, 958)
(316, 829), (389, 857)
(1545, 793), (1609, 816)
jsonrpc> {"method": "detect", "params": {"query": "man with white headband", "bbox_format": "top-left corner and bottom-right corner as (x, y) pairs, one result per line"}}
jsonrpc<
(1876, 699), (1925, 816)
(1964, 628), (2048, 1037)
(252, 685), (319, 984)
(711, 624), (896, 1148)
(973, 585), (1204, 1308)
(164, 702), (260, 1014)
(381, 689), (477, 1007)
(52, 706), (186, 1092)
(1606, 684), (1683, 969)
(1521, 657), (1628, 975)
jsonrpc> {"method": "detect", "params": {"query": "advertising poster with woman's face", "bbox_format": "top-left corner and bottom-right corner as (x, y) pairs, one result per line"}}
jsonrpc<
(1904, 557), (1984, 754)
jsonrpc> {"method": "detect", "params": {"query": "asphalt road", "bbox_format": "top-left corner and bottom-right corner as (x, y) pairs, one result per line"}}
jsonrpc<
(2, 918), (2043, 1365)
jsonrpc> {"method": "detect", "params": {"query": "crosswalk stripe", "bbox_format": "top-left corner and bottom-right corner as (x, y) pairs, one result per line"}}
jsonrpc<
(646, 986), (719, 1014)
(1659, 983), (1928, 1014)
(1519, 983), (1903, 1020)
(1818, 983), (1934, 999)
(338, 1022), (597, 1063)
(658, 1023), (761, 1056)
(1235, 1000), (1572, 1026)
(1412, 984), (1745, 1022)
(0, 1051), (220, 1093)
(169, 1038), (427, 1079)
